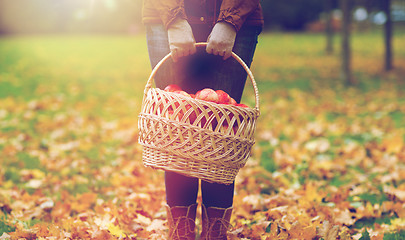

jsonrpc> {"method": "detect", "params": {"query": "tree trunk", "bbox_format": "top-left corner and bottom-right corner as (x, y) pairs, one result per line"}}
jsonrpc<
(340, 0), (354, 85)
(383, 0), (393, 71)
(325, 0), (334, 54)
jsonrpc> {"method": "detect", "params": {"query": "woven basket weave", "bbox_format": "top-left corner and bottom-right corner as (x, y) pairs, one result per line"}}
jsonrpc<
(138, 42), (260, 184)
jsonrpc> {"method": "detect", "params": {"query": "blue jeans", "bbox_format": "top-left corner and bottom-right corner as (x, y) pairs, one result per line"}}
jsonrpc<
(145, 23), (261, 208)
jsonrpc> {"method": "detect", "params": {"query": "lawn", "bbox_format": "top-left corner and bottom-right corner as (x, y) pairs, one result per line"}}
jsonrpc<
(0, 28), (404, 239)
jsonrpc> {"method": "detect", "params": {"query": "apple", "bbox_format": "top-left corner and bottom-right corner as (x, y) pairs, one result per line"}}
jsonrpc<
(229, 97), (237, 105)
(195, 88), (219, 103)
(174, 90), (191, 98)
(216, 90), (231, 104)
(164, 84), (182, 92)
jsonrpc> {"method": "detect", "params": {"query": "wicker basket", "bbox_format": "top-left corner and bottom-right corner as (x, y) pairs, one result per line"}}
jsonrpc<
(138, 42), (260, 185)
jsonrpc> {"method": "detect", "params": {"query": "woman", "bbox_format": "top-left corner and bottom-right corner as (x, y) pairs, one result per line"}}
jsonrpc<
(142, 0), (263, 239)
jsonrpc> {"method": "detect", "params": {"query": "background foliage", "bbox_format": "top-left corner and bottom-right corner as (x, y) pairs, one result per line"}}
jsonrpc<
(0, 0), (403, 33)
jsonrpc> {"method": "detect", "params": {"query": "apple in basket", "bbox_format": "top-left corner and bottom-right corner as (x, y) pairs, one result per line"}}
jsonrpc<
(215, 90), (235, 105)
(174, 90), (191, 98)
(164, 84), (182, 92)
(216, 90), (230, 104)
(160, 85), (249, 127)
(216, 90), (238, 105)
(236, 103), (248, 108)
(195, 88), (219, 103)
(194, 89), (219, 127)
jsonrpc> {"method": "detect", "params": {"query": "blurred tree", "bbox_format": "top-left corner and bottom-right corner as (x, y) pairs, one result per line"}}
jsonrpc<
(383, 0), (393, 70)
(340, 0), (355, 85)
(324, 0), (335, 54)
(260, 0), (324, 31)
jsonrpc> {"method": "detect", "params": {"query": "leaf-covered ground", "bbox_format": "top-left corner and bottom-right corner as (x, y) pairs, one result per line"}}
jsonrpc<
(0, 29), (404, 239)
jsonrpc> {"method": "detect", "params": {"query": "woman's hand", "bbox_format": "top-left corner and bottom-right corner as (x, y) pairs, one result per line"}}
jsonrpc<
(206, 22), (237, 60)
(167, 18), (196, 62)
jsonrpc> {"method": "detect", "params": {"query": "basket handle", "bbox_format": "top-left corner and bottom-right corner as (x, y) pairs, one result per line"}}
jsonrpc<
(144, 42), (260, 112)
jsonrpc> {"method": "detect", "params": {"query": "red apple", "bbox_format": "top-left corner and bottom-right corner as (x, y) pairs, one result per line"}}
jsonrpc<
(229, 97), (237, 105)
(164, 84), (182, 92)
(236, 103), (248, 108)
(174, 90), (191, 98)
(195, 88), (219, 103)
(216, 90), (231, 104)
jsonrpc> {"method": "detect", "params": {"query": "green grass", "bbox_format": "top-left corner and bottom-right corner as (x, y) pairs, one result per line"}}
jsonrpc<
(0, 218), (16, 236)
(0, 35), (150, 106)
(252, 27), (405, 92)
(384, 230), (405, 240)
(0, 30), (403, 104)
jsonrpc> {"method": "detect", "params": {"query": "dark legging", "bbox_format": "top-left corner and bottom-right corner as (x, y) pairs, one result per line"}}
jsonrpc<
(165, 172), (234, 208)
(146, 23), (261, 208)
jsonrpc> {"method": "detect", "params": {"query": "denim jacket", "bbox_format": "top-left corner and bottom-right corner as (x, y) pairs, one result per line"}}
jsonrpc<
(142, 0), (263, 32)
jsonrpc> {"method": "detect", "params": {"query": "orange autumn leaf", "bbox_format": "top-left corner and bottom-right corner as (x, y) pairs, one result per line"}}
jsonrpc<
(381, 133), (404, 154)
(71, 192), (98, 212)
(250, 224), (267, 239)
(304, 182), (323, 203)
(51, 202), (71, 220)
(289, 222), (317, 240)
(91, 229), (113, 240)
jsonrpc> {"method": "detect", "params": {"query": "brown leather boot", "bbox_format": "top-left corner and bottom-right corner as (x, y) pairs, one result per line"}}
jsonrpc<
(200, 204), (233, 240)
(165, 203), (197, 240)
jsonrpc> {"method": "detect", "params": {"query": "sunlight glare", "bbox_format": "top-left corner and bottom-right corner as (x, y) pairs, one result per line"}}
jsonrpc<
(89, 0), (96, 15)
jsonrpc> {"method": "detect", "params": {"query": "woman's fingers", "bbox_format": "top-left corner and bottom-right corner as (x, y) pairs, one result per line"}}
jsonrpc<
(206, 41), (232, 59)
(205, 22), (236, 60)
(170, 43), (196, 62)
(167, 18), (196, 62)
